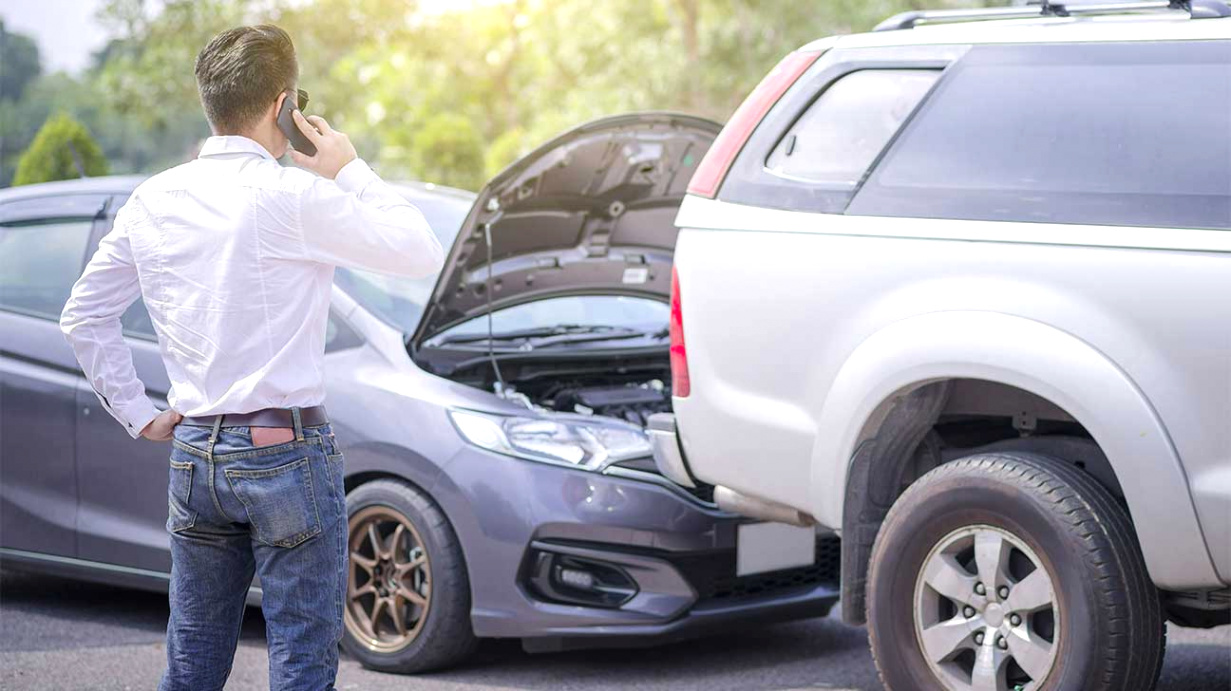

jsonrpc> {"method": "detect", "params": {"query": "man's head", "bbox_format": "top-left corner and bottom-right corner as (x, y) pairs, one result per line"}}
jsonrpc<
(195, 25), (298, 155)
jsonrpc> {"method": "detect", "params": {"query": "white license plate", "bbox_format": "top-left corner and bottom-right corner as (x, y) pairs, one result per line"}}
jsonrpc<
(736, 522), (816, 576)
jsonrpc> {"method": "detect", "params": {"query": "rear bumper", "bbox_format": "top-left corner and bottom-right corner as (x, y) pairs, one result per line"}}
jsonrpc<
(647, 412), (698, 487)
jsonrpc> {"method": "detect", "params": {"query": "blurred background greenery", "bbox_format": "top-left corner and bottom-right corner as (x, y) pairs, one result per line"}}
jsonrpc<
(0, 0), (989, 190)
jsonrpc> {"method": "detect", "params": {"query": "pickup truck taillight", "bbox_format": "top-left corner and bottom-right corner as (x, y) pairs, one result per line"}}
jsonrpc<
(669, 267), (690, 398)
(687, 49), (822, 199)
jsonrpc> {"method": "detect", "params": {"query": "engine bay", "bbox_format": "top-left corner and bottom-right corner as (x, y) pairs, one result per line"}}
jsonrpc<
(423, 347), (674, 427)
(528, 378), (671, 427)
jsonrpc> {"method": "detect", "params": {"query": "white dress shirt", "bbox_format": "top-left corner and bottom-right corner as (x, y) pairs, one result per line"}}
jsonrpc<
(60, 135), (445, 438)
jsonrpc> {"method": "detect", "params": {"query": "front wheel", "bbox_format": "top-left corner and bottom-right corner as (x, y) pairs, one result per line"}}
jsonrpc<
(341, 479), (478, 673)
(867, 452), (1164, 691)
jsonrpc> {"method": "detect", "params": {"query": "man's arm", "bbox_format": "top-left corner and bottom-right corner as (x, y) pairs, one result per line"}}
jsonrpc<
(291, 111), (445, 277)
(60, 199), (177, 440)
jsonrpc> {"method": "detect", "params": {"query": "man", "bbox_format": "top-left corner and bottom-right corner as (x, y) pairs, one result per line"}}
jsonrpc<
(59, 25), (444, 690)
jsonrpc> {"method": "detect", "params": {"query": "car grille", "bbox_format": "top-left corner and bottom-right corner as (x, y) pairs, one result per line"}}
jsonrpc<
(670, 535), (842, 603)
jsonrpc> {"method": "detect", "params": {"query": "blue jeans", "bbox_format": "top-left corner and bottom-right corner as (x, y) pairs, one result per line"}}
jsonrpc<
(158, 419), (347, 691)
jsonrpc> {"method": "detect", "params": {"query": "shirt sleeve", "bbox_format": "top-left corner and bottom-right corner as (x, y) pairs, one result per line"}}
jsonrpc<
(60, 199), (161, 439)
(298, 158), (446, 277)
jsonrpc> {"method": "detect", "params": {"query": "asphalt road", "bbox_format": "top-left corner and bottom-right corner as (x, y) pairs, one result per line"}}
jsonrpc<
(1, 568), (1228, 691)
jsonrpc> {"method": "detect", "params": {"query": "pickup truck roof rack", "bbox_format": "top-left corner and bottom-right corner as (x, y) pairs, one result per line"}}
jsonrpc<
(873, 0), (1231, 31)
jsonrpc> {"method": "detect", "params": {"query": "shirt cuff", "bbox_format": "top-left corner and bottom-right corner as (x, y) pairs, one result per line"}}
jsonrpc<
(334, 158), (378, 195)
(119, 396), (163, 440)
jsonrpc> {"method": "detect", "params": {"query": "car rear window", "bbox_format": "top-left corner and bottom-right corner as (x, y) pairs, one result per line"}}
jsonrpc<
(765, 69), (939, 188)
(848, 41), (1231, 230)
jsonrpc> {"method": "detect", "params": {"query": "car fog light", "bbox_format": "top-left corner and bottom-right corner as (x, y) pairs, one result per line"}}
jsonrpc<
(526, 551), (638, 608)
(558, 567), (596, 591)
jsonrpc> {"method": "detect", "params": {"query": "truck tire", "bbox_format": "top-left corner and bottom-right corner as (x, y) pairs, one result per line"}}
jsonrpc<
(341, 479), (478, 673)
(867, 452), (1164, 691)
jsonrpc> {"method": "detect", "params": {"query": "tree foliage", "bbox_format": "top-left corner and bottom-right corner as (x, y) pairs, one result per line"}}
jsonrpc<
(13, 112), (110, 185)
(0, 19), (42, 101)
(4, 0), (992, 189)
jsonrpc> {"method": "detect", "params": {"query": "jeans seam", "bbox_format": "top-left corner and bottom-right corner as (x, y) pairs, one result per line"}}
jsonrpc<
(224, 456), (312, 479)
(167, 497), (197, 533)
(306, 457), (324, 546)
(169, 460), (193, 505)
(336, 467), (346, 645)
(172, 439), (207, 458)
(207, 458), (229, 520)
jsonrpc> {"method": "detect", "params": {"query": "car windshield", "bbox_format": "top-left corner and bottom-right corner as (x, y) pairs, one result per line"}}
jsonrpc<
(333, 185), (471, 334)
(429, 296), (669, 347)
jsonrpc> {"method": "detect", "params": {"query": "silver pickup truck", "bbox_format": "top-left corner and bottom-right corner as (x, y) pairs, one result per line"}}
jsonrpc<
(650, 4), (1231, 691)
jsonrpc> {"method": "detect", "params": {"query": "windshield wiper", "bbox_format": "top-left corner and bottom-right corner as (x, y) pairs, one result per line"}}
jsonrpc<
(434, 324), (664, 349)
(434, 324), (604, 345)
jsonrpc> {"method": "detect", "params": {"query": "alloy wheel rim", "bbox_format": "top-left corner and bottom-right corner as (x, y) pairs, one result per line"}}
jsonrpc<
(913, 524), (1059, 691)
(344, 505), (432, 652)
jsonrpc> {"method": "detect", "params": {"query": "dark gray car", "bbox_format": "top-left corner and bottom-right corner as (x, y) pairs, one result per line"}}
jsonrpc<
(0, 113), (839, 673)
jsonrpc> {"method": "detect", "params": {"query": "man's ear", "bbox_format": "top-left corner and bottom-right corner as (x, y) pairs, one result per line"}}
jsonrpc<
(272, 91), (287, 119)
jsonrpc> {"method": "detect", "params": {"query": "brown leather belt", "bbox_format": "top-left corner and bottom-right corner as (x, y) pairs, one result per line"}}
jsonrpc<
(180, 405), (328, 429)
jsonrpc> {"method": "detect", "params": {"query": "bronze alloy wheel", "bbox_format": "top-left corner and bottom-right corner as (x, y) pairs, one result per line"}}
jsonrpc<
(345, 505), (432, 652)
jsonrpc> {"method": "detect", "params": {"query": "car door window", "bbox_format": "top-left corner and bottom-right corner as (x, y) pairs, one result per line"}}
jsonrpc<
(765, 69), (940, 187)
(0, 218), (93, 320)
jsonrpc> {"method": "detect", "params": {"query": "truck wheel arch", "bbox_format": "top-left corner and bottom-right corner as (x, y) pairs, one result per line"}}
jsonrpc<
(813, 311), (1220, 623)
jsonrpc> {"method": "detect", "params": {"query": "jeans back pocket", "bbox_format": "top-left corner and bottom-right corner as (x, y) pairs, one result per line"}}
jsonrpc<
(167, 459), (197, 533)
(224, 457), (322, 548)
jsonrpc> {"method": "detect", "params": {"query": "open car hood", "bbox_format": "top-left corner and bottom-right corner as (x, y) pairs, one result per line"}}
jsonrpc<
(410, 112), (720, 348)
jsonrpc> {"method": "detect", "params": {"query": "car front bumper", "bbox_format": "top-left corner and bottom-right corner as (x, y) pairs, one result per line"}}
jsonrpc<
(427, 442), (839, 647)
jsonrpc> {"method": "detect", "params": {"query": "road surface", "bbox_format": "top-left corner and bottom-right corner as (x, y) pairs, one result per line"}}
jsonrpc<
(1, 569), (1228, 690)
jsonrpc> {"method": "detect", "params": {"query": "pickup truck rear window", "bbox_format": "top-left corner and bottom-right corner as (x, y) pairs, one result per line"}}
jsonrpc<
(848, 41), (1231, 230)
(765, 69), (939, 188)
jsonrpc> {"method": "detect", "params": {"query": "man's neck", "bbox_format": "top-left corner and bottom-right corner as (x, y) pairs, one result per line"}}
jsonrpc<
(221, 129), (279, 159)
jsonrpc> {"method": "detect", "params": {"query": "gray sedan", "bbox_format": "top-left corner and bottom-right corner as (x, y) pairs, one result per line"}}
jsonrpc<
(0, 113), (839, 674)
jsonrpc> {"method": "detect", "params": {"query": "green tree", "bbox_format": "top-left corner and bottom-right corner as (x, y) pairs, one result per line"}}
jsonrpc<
(406, 114), (486, 191)
(0, 20), (42, 101)
(4, 0), (996, 189)
(13, 112), (110, 185)
(340, 0), (994, 180)
(0, 21), (45, 185)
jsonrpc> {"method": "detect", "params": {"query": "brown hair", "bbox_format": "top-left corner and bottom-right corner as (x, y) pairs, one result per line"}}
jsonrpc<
(194, 25), (297, 134)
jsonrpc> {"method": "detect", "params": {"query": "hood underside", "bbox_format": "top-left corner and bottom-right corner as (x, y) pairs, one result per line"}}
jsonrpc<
(411, 112), (720, 347)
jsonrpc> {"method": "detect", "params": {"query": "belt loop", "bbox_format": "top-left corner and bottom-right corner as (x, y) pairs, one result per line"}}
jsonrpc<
(291, 406), (304, 442)
(207, 416), (223, 460)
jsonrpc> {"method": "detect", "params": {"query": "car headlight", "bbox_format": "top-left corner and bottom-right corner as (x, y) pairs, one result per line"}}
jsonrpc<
(448, 409), (651, 471)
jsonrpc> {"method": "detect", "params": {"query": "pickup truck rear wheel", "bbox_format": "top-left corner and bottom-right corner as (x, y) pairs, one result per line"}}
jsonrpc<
(867, 452), (1164, 691)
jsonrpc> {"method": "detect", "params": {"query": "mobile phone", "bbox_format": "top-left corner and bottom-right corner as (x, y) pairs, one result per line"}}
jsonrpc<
(276, 92), (317, 157)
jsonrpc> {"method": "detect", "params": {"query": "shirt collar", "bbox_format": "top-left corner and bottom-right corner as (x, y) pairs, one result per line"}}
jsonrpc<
(198, 135), (278, 161)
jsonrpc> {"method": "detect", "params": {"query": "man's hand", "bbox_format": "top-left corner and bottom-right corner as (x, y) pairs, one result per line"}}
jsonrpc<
(289, 110), (357, 179)
(141, 409), (183, 442)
